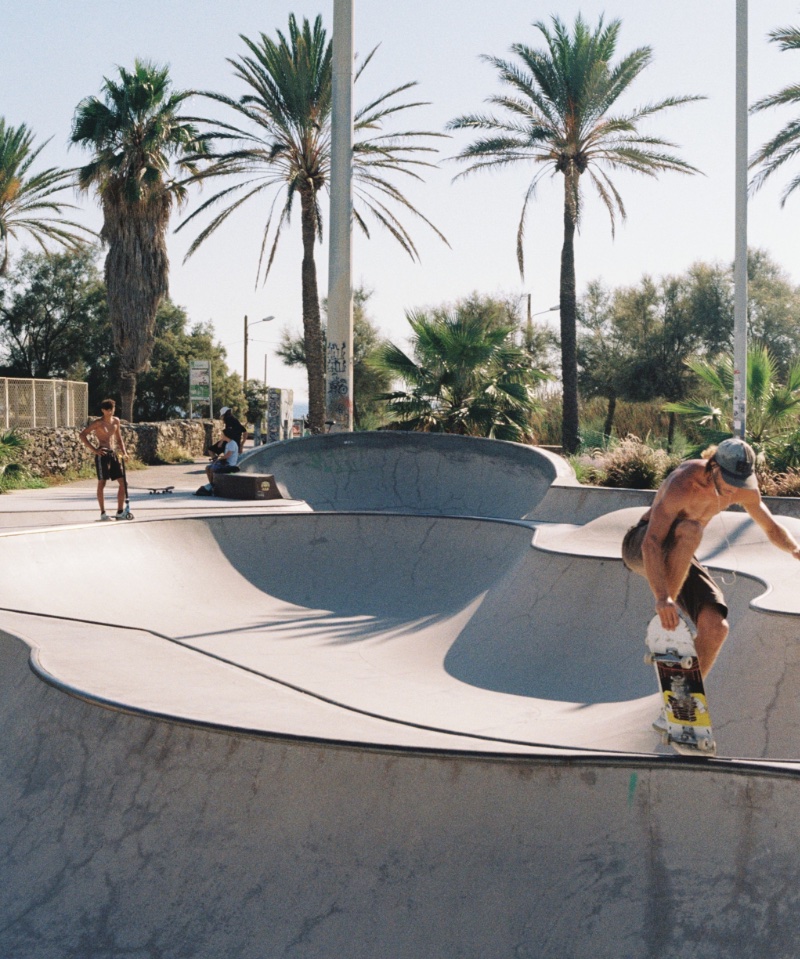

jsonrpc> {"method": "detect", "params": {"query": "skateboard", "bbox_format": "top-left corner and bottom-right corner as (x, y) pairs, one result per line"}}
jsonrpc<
(129, 485), (175, 495)
(644, 615), (716, 757)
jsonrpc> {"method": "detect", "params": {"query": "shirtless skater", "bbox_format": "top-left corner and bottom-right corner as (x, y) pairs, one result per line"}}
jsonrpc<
(79, 399), (128, 521)
(622, 438), (800, 683)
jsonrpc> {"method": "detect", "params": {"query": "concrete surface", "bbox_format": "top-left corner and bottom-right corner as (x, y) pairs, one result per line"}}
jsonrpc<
(2, 433), (800, 958)
(239, 430), (578, 518)
(0, 455), (310, 531)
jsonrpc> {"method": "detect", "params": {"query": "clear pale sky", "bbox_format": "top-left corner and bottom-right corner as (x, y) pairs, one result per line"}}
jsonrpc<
(3, 1), (799, 403)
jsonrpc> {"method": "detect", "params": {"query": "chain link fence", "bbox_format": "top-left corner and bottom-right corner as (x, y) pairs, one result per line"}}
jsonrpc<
(0, 378), (88, 430)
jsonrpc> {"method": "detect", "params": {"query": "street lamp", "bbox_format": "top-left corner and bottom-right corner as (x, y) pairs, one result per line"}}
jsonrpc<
(243, 315), (274, 383)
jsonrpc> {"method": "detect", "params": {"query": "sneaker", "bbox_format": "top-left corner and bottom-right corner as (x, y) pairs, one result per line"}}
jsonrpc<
(99, 512), (112, 522)
(652, 711), (668, 734)
(194, 485), (213, 497)
(115, 510), (126, 520)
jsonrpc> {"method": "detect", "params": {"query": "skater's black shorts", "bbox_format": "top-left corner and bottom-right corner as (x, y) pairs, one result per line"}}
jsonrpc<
(95, 450), (123, 482)
(621, 517), (728, 626)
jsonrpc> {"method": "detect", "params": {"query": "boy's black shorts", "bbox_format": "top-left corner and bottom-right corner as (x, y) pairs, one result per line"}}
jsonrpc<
(95, 451), (123, 482)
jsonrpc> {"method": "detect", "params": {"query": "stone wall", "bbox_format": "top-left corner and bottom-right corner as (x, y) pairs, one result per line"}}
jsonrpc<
(12, 421), (216, 477)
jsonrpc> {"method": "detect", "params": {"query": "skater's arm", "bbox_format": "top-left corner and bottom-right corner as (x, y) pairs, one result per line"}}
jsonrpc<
(113, 418), (127, 458)
(78, 421), (101, 454)
(641, 498), (685, 628)
(743, 494), (800, 559)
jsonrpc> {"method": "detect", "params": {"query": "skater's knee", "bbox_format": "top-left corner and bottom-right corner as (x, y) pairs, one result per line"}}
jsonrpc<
(697, 606), (728, 643)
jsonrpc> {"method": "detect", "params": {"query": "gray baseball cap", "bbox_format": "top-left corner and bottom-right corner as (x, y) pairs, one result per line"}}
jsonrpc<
(714, 437), (758, 489)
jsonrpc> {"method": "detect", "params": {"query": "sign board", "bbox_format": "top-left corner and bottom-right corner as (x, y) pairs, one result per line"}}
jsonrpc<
(189, 360), (212, 404)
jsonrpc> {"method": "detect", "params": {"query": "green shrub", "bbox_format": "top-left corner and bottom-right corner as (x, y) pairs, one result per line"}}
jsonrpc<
(758, 468), (800, 498)
(575, 435), (681, 490)
(153, 443), (194, 465)
(0, 430), (30, 493)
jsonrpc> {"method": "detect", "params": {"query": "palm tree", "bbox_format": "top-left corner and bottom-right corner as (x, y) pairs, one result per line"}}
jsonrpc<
(449, 13), (703, 453)
(0, 118), (93, 274)
(370, 301), (549, 441)
(664, 343), (800, 462)
(750, 20), (800, 203)
(70, 60), (206, 420)
(177, 14), (446, 434)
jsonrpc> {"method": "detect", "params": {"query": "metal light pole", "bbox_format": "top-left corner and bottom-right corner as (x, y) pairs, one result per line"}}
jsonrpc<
(326, 0), (354, 431)
(733, 0), (748, 438)
(243, 315), (274, 383)
(522, 297), (559, 348)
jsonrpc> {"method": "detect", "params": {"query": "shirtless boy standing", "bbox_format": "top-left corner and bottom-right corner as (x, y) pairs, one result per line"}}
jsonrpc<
(79, 399), (128, 521)
(622, 437), (800, 680)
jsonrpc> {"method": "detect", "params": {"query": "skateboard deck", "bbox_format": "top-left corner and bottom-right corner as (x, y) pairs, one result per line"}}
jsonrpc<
(129, 486), (175, 495)
(645, 615), (716, 757)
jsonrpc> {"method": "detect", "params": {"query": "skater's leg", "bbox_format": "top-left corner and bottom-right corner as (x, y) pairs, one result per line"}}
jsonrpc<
(661, 519), (703, 599)
(693, 605), (729, 678)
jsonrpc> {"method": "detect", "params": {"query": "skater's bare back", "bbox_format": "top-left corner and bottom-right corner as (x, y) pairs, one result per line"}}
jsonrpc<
(643, 458), (798, 557)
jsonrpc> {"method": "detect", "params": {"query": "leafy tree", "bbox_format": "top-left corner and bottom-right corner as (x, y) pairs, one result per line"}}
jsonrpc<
(277, 286), (393, 429)
(370, 296), (550, 440)
(71, 60), (206, 420)
(750, 18), (800, 204)
(134, 302), (243, 421)
(0, 248), (106, 378)
(0, 118), (93, 274)
(178, 14), (446, 434)
(577, 280), (635, 439)
(0, 248), (241, 419)
(664, 343), (800, 463)
(449, 13), (703, 452)
(747, 248), (800, 374)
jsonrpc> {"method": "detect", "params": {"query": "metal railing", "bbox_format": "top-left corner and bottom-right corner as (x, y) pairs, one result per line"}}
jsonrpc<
(0, 378), (88, 429)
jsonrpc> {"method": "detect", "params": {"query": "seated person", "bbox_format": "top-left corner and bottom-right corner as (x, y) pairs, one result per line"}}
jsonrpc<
(220, 406), (246, 453)
(195, 430), (239, 495)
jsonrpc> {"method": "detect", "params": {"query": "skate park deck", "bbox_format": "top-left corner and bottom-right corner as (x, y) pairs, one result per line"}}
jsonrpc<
(2, 432), (800, 958)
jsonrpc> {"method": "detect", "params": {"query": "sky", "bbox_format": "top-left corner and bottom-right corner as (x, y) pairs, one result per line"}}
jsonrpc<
(3, 1), (800, 404)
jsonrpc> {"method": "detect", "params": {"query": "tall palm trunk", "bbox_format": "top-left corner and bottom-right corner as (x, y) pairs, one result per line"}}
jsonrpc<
(604, 393), (617, 439)
(300, 188), (325, 433)
(559, 174), (580, 453)
(103, 194), (170, 422)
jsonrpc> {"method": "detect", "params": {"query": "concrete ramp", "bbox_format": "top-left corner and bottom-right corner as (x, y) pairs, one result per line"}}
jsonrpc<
(239, 431), (576, 518)
(3, 435), (800, 957)
(4, 629), (800, 959)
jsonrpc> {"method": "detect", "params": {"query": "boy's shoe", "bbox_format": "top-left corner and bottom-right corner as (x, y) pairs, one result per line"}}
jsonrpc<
(99, 512), (112, 522)
(652, 710), (668, 734)
(115, 510), (126, 520)
(194, 485), (213, 496)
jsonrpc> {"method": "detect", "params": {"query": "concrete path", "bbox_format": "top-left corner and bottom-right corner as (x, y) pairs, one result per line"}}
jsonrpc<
(0, 454), (310, 531)
(3, 432), (800, 958)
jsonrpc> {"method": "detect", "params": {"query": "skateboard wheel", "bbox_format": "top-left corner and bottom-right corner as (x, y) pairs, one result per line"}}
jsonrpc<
(660, 732), (669, 746)
(698, 739), (716, 753)
(680, 656), (694, 670)
(644, 652), (656, 665)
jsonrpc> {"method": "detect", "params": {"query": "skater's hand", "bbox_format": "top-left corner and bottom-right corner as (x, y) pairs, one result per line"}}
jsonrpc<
(655, 598), (680, 631)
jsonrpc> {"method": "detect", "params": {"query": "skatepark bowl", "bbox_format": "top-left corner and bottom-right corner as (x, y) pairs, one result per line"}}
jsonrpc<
(3, 431), (800, 957)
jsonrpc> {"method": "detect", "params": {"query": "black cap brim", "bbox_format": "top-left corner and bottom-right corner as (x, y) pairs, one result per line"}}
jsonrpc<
(718, 465), (758, 490)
